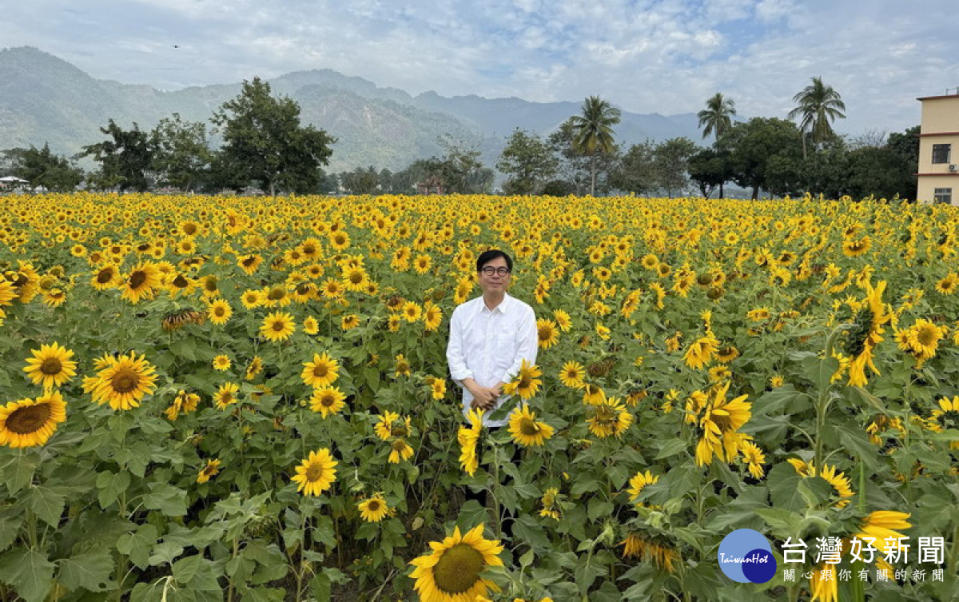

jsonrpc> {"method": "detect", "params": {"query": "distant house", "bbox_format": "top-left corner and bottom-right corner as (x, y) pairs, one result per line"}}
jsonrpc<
(415, 175), (444, 195)
(917, 92), (959, 204)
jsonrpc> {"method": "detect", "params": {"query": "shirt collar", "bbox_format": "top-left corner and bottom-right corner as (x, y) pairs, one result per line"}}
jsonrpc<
(480, 292), (510, 314)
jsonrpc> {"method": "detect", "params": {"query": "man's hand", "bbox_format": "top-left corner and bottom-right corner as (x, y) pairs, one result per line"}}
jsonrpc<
(468, 383), (498, 409)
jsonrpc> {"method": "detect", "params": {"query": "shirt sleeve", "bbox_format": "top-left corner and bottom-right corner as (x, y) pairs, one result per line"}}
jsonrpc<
(446, 306), (474, 383)
(501, 305), (538, 383)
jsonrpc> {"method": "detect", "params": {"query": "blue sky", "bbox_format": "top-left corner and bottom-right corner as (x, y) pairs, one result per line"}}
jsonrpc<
(2, 0), (957, 135)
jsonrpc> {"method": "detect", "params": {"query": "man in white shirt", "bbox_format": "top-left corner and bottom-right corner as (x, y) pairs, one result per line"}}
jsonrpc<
(446, 249), (538, 428)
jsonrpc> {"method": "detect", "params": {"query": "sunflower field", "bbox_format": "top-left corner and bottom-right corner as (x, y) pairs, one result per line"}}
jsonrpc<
(0, 192), (957, 602)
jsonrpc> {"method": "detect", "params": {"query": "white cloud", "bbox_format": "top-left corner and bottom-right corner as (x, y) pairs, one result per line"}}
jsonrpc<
(1, 0), (955, 134)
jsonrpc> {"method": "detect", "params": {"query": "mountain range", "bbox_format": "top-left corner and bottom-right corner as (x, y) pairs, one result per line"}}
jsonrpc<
(0, 46), (704, 173)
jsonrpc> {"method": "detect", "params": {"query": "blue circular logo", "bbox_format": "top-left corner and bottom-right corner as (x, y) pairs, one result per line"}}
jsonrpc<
(718, 529), (777, 583)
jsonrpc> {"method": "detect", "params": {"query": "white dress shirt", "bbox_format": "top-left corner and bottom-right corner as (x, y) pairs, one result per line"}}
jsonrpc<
(446, 292), (538, 427)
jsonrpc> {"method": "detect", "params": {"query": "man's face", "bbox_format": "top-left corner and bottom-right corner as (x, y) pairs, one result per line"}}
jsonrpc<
(478, 256), (510, 294)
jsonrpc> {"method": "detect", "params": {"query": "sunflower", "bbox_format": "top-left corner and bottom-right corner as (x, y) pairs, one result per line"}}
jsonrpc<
(457, 408), (484, 475)
(553, 309), (572, 332)
(409, 524), (503, 602)
(214, 382), (240, 410)
(90, 264), (120, 291)
(196, 459), (221, 484)
(89, 352), (158, 410)
(692, 382), (751, 466)
(321, 278), (343, 299)
(245, 356), (263, 381)
(401, 301), (422, 323)
(207, 299), (232, 325)
(394, 354), (411, 377)
(340, 314), (360, 330)
(536, 319), (559, 350)
(787, 459), (855, 508)
(586, 397), (633, 438)
(626, 470), (660, 508)
(260, 312), (296, 342)
(508, 403), (554, 447)
(582, 384), (606, 405)
(303, 316), (320, 335)
(301, 352), (339, 388)
(237, 254), (263, 275)
(843, 280), (892, 386)
(388, 438), (414, 464)
(935, 273), (958, 294)
(23, 342), (77, 390)
(309, 386), (346, 418)
(241, 289), (263, 309)
(291, 448), (338, 496)
(895, 318), (945, 365)
(539, 487), (561, 520)
(621, 533), (679, 573)
(413, 254), (432, 274)
(374, 411), (411, 440)
(212, 355), (231, 371)
(0, 391), (67, 448)
(739, 440), (766, 478)
(120, 261), (161, 304)
(358, 493), (392, 522)
(423, 302), (442, 331)
(428, 376), (446, 400)
(558, 361), (585, 389)
(502, 359), (542, 400)
(682, 331), (719, 369)
(926, 396), (959, 449)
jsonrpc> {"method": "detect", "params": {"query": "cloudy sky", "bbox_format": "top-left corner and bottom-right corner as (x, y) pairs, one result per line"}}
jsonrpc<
(2, 0), (957, 135)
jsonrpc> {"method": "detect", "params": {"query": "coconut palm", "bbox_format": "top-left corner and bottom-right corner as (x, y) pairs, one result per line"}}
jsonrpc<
(788, 76), (846, 159)
(570, 96), (621, 196)
(697, 93), (736, 141)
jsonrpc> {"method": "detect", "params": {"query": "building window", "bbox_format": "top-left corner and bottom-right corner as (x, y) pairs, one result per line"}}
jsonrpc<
(932, 144), (951, 164)
(934, 188), (952, 204)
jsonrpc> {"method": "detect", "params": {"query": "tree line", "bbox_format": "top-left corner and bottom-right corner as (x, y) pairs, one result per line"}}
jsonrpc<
(0, 75), (920, 200)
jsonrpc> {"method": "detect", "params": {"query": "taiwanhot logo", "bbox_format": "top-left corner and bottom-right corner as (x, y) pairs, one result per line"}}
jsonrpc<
(717, 529), (777, 583)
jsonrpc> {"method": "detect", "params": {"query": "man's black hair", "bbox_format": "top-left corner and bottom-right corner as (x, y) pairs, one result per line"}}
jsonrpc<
(476, 249), (513, 272)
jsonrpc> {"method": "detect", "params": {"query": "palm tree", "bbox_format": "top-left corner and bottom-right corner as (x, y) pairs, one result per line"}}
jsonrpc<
(788, 76), (846, 159)
(697, 93), (736, 141)
(570, 96), (621, 196)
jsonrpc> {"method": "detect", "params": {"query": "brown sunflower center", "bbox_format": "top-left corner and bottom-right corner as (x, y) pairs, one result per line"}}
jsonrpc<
(111, 367), (140, 394)
(129, 270), (147, 289)
(96, 269), (114, 284)
(40, 357), (63, 375)
(172, 275), (189, 288)
(349, 271), (363, 284)
(917, 326), (938, 347)
(313, 365), (328, 378)
(214, 306), (226, 317)
(204, 277), (218, 292)
(367, 500), (381, 511)
(272, 321), (286, 332)
(433, 543), (485, 594)
(320, 394), (335, 407)
(305, 462), (325, 482)
(519, 417), (540, 436)
(268, 288), (285, 300)
(7, 403), (51, 434)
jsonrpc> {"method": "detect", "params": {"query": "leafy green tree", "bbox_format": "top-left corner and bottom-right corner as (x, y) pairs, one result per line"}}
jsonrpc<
(340, 166), (380, 194)
(718, 117), (803, 199)
(654, 137), (698, 197)
(378, 168), (394, 193)
(570, 96), (621, 196)
(697, 93), (736, 141)
(2, 144), (85, 192)
(609, 141), (657, 195)
(211, 77), (335, 197)
(687, 148), (731, 198)
(886, 125), (920, 200)
(435, 140), (494, 194)
(150, 113), (212, 192)
(496, 129), (558, 194)
(788, 76), (846, 159)
(547, 118), (590, 195)
(79, 119), (153, 192)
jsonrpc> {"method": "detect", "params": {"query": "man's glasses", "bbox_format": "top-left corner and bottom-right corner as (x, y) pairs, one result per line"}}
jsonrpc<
(480, 267), (511, 276)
